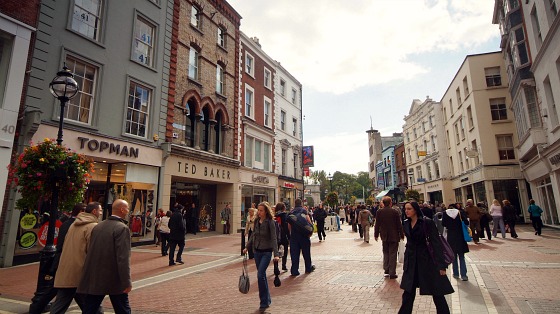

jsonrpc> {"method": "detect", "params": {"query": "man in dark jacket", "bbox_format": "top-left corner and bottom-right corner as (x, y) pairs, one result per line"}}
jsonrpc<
(289, 199), (315, 276)
(313, 204), (328, 242)
(168, 205), (186, 266)
(374, 196), (404, 279)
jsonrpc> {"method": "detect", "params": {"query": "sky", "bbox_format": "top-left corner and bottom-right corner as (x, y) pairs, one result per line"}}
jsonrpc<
(227, 0), (501, 176)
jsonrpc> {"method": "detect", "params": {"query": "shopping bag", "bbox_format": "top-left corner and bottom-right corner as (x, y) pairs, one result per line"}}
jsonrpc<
(462, 222), (472, 242)
(398, 240), (405, 263)
(238, 254), (250, 294)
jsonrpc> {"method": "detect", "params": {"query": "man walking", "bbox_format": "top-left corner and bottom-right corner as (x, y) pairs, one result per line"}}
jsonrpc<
(313, 204), (327, 242)
(289, 199), (315, 276)
(374, 196), (404, 279)
(78, 199), (132, 314)
(168, 205), (186, 266)
(221, 203), (232, 234)
(465, 199), (482, 243)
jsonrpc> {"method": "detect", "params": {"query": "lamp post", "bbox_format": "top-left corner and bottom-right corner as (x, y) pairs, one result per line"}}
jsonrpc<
(327, 172), (333, 192)
(29, 65), (79, 313)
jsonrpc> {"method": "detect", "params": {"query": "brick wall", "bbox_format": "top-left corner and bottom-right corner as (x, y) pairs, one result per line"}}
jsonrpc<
(0, 0), (41, 28)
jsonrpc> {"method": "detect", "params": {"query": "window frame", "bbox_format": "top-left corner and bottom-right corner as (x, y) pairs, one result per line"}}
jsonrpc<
(280, 79), (286, 96)
(485, 67), (502, 87)
(190, 5), (201, 30)
(124, 77), (153, 139)
(264, 96), (271, 127)
(68, 0), (104, 43)
(216, 64), (224, 94)
(245, 52), (254, 77)
(245, 84), (255, 119)
(264, 68), (272, 89)
(490, 98), (508, 121)
(497, 135), (516, 161)
(188, 46), (199, 81)
(131, 13), (157, 68)
(62, 54), (99, 126)
(280, 110), (286, 131)
(292, 117), (297, 137)
(291, 88), (297, 104)
(217, 26), (226, 48)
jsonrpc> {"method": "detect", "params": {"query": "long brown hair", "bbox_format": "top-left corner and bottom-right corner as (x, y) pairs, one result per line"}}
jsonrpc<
(258, 202), (274, 220)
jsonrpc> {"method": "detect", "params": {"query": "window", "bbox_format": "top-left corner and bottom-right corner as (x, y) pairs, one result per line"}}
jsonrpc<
(429, 115), (433, 128)
(490, 98), (508, 121)
(264, 97), (271, 127)
(406, 132), (410, 142)
(431, 135), (436, 152)
(550, 0), (558, 17)
(446, 130), (451, 148)
(449, 99), (453, 114)
(416, 166), (423, 180)
(460, 118), (465, 140)
(407, 149), (412, 163)
(510, 26), (529, 68)
(216, 65), (224, 94)
(426, 161), (432, 181)
(64, 56), (97, 124)
(485, 67), (502, 87)
(458, 151), (464, 172)
(126, 80), (151, 138)
(456, 87), (462, 106)
(281, 149), (287, 175)
(264, 68), (271, 89)
(454, 123), (460, 142)
(513, 96), (529, 138)
(464, 148), (469, 170)
(190, 5), (200, 29)
(255, 140), (262, 163)
(543, 76), (559, 127)
(245, 86), (254, 118)
(217, 27), (226, 47)
(443, 107), (447, 122)
(504, 0), (519, 14)
(245, 53), (254, 76)
(280, 79), (286, 96)
(531, 6), (543, 49)
(132, 16), (155, 67)
(413, 128), (417, 139)
(434, 160), (440, 179)
(369, 145), (374, 156)
(467, 106), (473, 129)
(292, 118), (297, 137)
(263, 143), (271, 171)
(463, 76), (469, 97)
(188, 47), (199, 80)
(293, 153), (298, 177)
(471, 140), (480, 165)
(71, 0), (103, 40)
(423, 140), (428, 152)
(422, 121), (426, 133)
(449, 157), (454, 176)
(244, 136), (253, 167)
(280, 110), (286, 131)
(497, 135), (515, 160)
(291, 88), (297, 104)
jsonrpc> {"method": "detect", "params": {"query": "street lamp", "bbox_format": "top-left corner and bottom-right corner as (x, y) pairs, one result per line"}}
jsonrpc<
(30, 65), (79, 313)
(327, 172), (333, 192)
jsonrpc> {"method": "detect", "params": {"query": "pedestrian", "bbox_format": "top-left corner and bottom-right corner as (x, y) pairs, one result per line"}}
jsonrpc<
(246, 206), (257, 259)
(502, 200), (518, 238)
(168, 205), (186, 266)
(243, 202), (280, 311)
(313, 204), (327, 242)
(190, 203), (199, 235)
(490, 199), (506, 238)
(288, 199), (315, 276)
(339, 206), (346, 224)
(51, 202), (102, 314)
(527, 199), (544, 236)
(398, 201), (453, 314)
(374, 196), (404, 279)
(77, 199), (132, 314)
(154, 208), (165, 246)
(478, 202), (492, 240)
(359, 205), (373, 243)
(221, 203), (232, 234)
(442, 205), (469, 281)
(158, 211), (171, 256)
(464, 199), (483, 244)
(275, 203), (290, 271)
(351, 205), (358, 233)
(422, 202), (434, 219)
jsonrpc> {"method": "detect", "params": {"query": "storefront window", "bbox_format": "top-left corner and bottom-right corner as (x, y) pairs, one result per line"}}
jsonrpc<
(492, 180), (522, 218)
(454, 188), (462, 204)
(536, 178), (559, 225)
(473, 181), (486, 205)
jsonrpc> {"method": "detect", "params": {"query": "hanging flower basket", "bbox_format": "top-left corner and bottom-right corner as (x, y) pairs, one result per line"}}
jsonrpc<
(7, 138), (94, 212)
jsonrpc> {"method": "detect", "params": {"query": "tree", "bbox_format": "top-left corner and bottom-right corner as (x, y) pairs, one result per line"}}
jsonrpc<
(365, 196), (375, 206)
(326, 192), (338, 208)
(350, 195), (357, 205)
(405, 189), (421, 202)
(305, 196), (315, 207)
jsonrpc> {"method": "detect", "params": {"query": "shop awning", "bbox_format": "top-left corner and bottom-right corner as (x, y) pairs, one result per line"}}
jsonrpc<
(375, 189), (390, 199)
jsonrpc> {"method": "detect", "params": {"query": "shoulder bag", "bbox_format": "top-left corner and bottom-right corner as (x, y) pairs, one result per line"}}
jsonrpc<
(423, 218), (454, 266)
(238, 254), (250, 294)
(458, 212), (472, 242)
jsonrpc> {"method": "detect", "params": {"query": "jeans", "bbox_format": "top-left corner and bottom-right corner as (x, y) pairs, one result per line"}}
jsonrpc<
(160, 232), (169, 255)
(279, 242), (289, 270)
(50, 288), (88, 314)
(317, 219), (326, 240)
(254, 251), (272, 308)
(83, 293), (130, 314)
(398, 289), (449, 314)
(508, 220), (518, 237)
(290, 233), (312, 275)
(452, 253), (467, 278)
(168, 239), (185, 263)
(531, 216), (543, 235)
(492, 217), (506, 238)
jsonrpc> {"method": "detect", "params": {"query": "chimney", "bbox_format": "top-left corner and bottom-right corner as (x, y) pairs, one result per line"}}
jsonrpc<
(252, 37), (261, 47)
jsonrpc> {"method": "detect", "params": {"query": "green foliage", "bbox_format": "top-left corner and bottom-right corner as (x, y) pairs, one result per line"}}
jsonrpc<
(350, 195), (357, 204)
(326, 192), (338, 207)
(366, 196), (375, 206)
(8, 138), (94, 212)
(405, 189), (421, 202)
(305, 196), (315, 207)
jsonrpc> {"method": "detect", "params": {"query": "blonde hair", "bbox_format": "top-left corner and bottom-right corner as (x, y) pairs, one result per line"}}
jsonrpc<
(492, 199), (501, 206)
(248, 207), (257, 215)
(258, 202), (274, 220)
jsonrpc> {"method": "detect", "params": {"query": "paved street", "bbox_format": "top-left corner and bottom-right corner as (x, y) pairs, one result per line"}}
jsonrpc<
(1, 224), (560, 313)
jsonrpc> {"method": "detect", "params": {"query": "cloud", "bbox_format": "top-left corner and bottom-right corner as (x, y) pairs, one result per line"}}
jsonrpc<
(311, 131), (369, 175)
(229, 0), (498, 95)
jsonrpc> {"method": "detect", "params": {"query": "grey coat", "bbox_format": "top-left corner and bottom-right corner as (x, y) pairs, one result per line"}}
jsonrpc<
(246, 218), (280, 257)
(77, 216), (131, 295)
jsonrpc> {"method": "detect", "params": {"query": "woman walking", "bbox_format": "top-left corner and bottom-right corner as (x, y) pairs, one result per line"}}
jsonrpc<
(442, 205), (469, 281)
(243, 202), (280, 311)
(528, 199), (544, 236)
(503, 200), (518, 238)
(158, 211), (171, 256)
(490, 199), (506, 238)
(358, 205), (373, 243)
(245, 206), (257, 259)
(399, 201), (453, 314)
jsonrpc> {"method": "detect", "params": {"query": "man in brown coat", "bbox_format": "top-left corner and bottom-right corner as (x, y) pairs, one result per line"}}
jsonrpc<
(50, 202), (102, 314)
(464, 199), (482, 243)
(374, 196), (404, 279)
(78, 199), (132, 314)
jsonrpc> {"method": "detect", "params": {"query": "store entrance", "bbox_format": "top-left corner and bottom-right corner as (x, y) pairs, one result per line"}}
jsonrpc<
(171, 181), (217, 232)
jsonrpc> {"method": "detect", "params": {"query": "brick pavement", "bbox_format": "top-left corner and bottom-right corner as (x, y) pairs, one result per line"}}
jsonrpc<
(1, 225), (559, 313)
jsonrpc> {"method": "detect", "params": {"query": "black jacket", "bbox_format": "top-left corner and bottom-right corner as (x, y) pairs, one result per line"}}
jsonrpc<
(401, 218), (454, 296)
(313, 208), (327, 222)
(276, 212), (290, 244)
(442, 210), (469, 255)
(169, 210), (186, 241)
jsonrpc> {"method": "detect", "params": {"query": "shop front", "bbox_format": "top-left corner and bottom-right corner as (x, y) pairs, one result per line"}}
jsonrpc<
(278, 177), (304, 210)
(239, 170), (278, 226)
(425, 180), (453, 206)
(162, 150), (240, 234)
(11, 125), (162, 263)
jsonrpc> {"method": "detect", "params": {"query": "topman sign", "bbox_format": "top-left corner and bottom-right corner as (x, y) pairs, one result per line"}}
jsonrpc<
(78, 137), (139, 158)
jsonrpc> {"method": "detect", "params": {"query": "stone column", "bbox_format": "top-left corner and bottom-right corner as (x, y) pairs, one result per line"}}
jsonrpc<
(194, 114), (202, 150)
(208, 119), (217, 153)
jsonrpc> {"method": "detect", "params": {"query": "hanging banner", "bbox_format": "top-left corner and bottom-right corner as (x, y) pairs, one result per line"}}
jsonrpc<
(302, 146), (314, 167)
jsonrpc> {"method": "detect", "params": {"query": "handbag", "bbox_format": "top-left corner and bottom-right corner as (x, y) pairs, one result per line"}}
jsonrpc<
(423, 218), (454, 266)
(273, 260), (281, 287)
(238, 254), (250, 294)
(459, 213), (472, 242)
(397, 240), (405, 264)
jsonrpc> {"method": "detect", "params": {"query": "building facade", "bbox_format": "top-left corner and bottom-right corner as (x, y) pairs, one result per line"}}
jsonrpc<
(394, 141), (408, 202)
(239, 33), (277, 220)
(274, 63), (303, 209)
(403, 97), (451, 205)
(443, 52), (529, 212)
(494, 0), (560, 226)
(366, 128), (403, 194)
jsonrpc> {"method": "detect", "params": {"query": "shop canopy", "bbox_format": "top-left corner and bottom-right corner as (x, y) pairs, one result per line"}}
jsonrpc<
(375, 189), (390, 200)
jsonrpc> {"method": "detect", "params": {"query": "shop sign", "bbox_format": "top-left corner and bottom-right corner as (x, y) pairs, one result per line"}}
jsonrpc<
(427, 183), (439, 189)
(283, 182), (295, 188)
(38, 220), (62, 247)
(176, 161), (231, 180)
(78, 137), (139, 158)
(19, 231), (38, 249)
(252, 175), (269, 184)
(550, 153), (560, 166)
(20, 213), (37, 230)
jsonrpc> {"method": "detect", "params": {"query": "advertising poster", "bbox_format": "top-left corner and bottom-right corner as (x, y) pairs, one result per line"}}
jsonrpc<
(302, 146), (314, 167)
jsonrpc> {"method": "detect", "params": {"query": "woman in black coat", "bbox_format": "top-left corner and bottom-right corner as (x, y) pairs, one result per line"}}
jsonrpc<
(442, 207), (470, 281)
(399, 201), (453, 314)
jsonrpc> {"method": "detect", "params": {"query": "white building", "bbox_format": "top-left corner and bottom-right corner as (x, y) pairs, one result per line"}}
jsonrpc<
(366, 128), (403, 192)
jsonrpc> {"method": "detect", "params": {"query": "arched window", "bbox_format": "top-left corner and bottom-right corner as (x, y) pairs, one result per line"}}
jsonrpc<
(185, 99), (196, 147)
(200, 107), (210, 151)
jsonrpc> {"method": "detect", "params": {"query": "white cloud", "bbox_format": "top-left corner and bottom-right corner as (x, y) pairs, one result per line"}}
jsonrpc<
(229, 0), (498, 94)
(311, 132), (369, 175)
